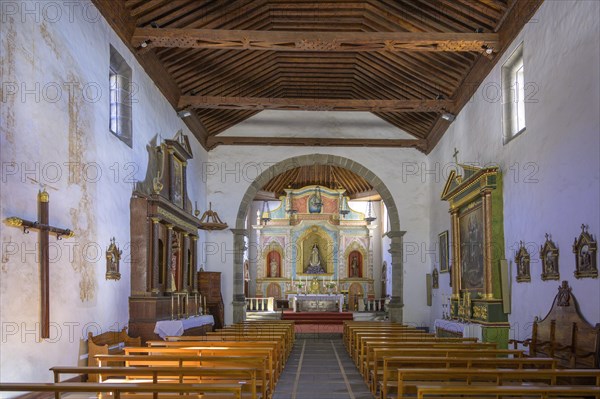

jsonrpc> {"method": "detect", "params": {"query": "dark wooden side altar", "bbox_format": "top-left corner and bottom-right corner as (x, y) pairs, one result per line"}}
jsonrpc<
(128, 131), (206, 342)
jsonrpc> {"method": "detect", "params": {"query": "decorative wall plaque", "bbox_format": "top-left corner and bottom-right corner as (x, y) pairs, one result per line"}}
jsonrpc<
(439, 230), (449, 273)
(573, 224), (597, 278)
(432, 268), (439, 289)
(540, 233), (560, 281)
(106, 237), (122, 280)
(515, 241), (531, 282)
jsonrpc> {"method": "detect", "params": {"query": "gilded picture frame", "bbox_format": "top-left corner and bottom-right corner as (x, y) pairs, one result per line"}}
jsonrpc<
(573, 224), (597, 279)
(439, 230), (449, 273)
(540, 233), (560, 281)
(515, 241), (531, 282)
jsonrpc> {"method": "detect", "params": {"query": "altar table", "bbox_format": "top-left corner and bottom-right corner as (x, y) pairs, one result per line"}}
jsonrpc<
(287, 294), (344, 312)
(154, 315), (214, 339)
(434, 318), (482, 340)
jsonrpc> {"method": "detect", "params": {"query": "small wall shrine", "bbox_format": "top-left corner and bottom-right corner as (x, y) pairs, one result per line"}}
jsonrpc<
(128, 131), (205, 341)
(253, 185), (375, 307)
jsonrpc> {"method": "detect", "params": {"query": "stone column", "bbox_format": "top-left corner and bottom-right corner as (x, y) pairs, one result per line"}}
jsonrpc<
(150, 217), (160, 294)
(450, 208), (460, 299)
(231, 228), (249, 323)
(386, 230), (406, 323)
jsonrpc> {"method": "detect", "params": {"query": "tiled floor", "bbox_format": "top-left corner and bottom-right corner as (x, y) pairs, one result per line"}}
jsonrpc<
(273, 338), (374, 399)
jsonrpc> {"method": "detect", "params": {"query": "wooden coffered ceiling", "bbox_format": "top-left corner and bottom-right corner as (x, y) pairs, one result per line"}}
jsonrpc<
(260, 164), (375, 199)
(93, 0), (543, 153)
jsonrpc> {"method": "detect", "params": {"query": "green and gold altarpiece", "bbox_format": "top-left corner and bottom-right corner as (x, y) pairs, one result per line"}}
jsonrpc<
(441, 163), (509, 347)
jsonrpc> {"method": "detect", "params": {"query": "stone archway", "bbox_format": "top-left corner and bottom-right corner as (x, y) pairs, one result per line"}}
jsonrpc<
(231, 154), (405, 323)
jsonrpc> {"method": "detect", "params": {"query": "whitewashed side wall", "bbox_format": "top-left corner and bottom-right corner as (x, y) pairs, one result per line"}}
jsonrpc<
(206, 142), (432, 326)
(427, 0), (600, 339)
(0, 5), (208, 384)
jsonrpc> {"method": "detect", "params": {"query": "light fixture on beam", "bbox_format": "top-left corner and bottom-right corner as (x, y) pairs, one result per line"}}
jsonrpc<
(177, 110), (192, 118)
(441, 112), (456, 122)
(285, 189), (297, 215)
(339, 194), (350, 218)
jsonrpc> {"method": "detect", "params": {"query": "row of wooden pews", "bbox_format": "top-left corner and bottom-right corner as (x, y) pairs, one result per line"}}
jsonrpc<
(343, 321), (600, 399)
(0, 320), (294, 399)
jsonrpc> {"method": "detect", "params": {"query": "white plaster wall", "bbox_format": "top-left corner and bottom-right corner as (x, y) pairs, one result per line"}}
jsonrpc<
(427, 0), (600, 339)
(0, 5), (207, 384)
(206, 143), (431, 327)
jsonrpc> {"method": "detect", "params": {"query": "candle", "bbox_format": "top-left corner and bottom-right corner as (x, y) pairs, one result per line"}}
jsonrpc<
(171, 295), (174, 320)
(203, 296), (207, 314)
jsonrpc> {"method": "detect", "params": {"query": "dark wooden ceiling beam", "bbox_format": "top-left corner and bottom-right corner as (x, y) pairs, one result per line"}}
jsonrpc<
(179, 96), (452, 113)
(132, 28), (499, 53)
(207, 136), (428, 152)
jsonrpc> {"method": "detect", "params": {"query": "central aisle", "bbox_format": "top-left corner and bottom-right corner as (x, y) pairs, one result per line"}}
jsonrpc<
(273, 338), (374, 399)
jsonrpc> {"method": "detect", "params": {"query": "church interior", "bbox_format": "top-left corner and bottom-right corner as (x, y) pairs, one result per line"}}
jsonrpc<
(1, 0), (599, 397)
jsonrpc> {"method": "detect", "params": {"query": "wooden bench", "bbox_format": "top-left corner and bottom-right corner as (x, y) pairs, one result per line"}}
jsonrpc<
(378, 356), (558, 399)
(123, 346), (276, 394)
(394, 368), (600, 399)
(87, 327), (141, 382)
(359, 340), (494, 373)
(51, 366), (260, 399)
(415, 384), (600, 399)
(0, 382), (244, 399)
(94, 354), (270, 399)
(509, 281), (600, 368)
(368, 348), (523, 393)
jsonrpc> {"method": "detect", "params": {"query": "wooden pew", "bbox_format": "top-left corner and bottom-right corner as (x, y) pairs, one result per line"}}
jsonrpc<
(0, 382), (244, 399)
(359, 340), (494, 373)
(123, 346), (276, 394)
(394, 368), (600, 399)
(147, 339), (285, 377)
(378, 356), (558, 399)
(368, 348), (523, 394)
(415, 384), (600, 399)
(94, 354), (270, 399)
(51, 366), (260, 399)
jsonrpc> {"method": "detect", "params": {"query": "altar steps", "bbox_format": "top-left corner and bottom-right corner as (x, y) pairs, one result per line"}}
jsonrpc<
(281, 311), (354, 325)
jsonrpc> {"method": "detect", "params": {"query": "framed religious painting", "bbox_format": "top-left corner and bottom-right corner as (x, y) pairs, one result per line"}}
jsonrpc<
(439, 230), (449, 273)
(540, 233), (560, 281)
(573, 224), (597, 278)
(442, 161), (508, 329)
(515, 241), (531, 282)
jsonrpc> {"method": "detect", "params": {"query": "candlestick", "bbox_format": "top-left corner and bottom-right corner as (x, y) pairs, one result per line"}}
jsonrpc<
(171, 295), (174, 320)
(203, 296), (207, 315)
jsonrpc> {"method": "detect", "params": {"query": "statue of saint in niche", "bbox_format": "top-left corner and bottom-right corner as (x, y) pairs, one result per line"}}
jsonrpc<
(304, 243), (326, 274)
(270, 258), (279, 277)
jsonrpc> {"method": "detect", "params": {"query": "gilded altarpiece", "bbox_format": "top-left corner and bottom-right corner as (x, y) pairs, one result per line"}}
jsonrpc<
(253, 186), (373, 301)
(441, 164), (509, 347)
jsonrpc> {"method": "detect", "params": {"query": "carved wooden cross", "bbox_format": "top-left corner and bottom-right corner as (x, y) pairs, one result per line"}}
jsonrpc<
(4, 189), (74, 338)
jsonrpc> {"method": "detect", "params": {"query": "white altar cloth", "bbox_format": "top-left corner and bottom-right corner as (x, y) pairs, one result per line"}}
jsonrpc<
(287, 294), (344, 312)
(154, 315), (214, 339)
(433, 319), (482, 341)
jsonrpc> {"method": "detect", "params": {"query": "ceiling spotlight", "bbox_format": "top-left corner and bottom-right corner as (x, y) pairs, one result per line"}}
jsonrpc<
(441, 112), (456, 122)
(482, 44), (494, 55)
(475, 28), (484, 33)
(436, 94), (444, 100)
(140, 41), (148, 48)
(150, 21), (160, 28)
(177, 110), (192, 118)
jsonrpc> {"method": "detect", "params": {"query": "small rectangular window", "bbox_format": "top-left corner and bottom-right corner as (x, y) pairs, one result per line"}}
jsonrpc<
(502, 43), (525, 144)
(109, 45), (132, 147)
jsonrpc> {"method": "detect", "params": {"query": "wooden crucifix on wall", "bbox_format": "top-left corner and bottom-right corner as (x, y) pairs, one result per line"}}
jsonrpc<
(4, 189), (74, 339)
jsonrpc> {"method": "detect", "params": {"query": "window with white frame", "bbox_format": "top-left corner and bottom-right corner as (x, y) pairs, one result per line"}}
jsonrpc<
(502, 43), (525, 143)
(109, 45), (132, 147)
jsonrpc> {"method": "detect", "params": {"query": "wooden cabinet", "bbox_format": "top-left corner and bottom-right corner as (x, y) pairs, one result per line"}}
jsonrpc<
(198, 271), (224, 329)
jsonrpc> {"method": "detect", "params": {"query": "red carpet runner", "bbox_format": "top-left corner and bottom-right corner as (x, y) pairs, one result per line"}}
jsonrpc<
(282, 311), (353, 324)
